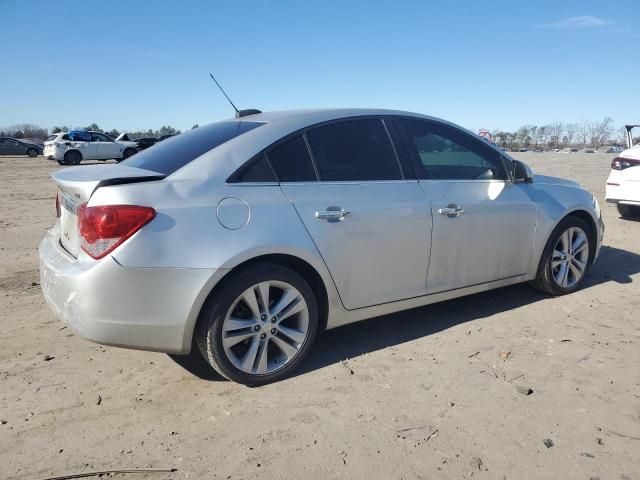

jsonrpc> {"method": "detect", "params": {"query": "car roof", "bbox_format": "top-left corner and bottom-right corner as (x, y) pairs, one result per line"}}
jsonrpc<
(173, 108), (507, 181)
(228, 108), (439, 125)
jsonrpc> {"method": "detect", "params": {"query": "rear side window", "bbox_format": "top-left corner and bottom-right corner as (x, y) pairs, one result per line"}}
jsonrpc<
(230, 154), (276, 182)
(122, 121), (264, 175)
(267, 135), (317, 182)
(398, 119), (507, 180)
(306, 119), (402, 181)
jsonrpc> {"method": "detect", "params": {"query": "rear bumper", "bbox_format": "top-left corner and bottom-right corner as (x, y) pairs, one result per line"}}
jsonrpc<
(39, 228), (218, 354)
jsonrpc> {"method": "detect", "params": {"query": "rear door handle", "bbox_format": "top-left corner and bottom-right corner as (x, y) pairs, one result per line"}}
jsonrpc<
(315, 207), (351, 221)
(438, 204), (465, 217)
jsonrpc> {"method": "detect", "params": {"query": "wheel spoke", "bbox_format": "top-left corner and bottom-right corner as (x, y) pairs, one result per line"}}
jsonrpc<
(571, 234), (586, 253)
(568, 261), (582, 280)
(241, 288), (261, 320)
(271, 335), (299, 359)
(556, 263), (569, 287)
(271, 288), (301, 318)
(278, 325), (306, 345)
(560, 229), (571, 252)
(571, 257), (586, 273)
(574, 240), (588, 256)
(256, 282), (270, 315)
(255, 338), (270, 374)
(278, 298), (306, 322)
(223, 330), (256, 348)
(223, 317), (255, 332)
(239, 336), (260, 372)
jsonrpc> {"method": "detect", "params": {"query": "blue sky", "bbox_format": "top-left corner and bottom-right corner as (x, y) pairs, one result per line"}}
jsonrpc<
(1, 0), (638, 133)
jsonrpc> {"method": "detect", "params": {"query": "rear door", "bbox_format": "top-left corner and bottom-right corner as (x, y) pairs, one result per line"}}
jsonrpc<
(275, 118), (432, 310)
(394, 117), (537, 293)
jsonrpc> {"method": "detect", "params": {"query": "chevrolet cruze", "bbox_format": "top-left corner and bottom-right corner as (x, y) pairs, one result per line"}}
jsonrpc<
(39, 109), (604, 385)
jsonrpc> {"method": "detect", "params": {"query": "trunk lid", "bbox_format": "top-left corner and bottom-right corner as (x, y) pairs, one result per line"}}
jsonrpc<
(52, 164), (164, 257)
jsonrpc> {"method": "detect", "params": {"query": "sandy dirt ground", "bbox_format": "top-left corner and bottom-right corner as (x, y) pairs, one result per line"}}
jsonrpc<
(0, 152), (638, 480)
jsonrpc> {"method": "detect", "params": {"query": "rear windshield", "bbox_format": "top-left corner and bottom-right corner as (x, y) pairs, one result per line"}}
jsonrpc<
(122, 121), (264, 175)
(45, 135), (57, 142)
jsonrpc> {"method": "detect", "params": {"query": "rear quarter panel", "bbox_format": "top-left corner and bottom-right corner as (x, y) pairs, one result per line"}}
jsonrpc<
(89, 179), (343, 331)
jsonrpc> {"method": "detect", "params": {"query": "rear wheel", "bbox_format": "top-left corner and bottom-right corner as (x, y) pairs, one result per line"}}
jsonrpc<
(617, 203), (640, 218)
(531, 216), (592, 295)
(196, 263), (318, 386)
(118, 147), (137, 162)
(26, 148), (38, 158)
(63, 150), (82, 165)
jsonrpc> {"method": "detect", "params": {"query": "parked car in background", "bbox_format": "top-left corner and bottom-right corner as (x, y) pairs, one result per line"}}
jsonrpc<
(44, 131), (139, 165)
(606, 124), (640, 218)
(39, 109), (603, 385)
(0, 137), (43, 157)
(133, 137), (160, 150)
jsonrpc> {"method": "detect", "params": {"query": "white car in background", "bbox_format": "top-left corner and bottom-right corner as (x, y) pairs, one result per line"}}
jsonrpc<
(606, 125), (640, 218)
(44, 131), (139, 165)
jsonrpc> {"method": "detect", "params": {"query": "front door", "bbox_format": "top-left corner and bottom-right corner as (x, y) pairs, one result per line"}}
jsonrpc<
(268, 119), (432, 310)
(394, 117), (537, 293)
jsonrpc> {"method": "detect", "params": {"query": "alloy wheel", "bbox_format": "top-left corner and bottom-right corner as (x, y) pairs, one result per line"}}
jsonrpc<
(221, 280), (309, 375)
(551, 226), (589, 288)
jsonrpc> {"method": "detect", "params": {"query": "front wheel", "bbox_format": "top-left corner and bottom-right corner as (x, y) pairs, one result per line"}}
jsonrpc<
(196, 263), (318, 386)
(26, 148), (38, 158)
(617, 203), (640, 218)
(531, 216), (592, 295)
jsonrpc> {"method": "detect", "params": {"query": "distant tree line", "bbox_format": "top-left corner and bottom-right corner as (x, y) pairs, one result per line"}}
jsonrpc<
(2, 118), (636, 149)
(489, 117), (627, 150)
(0, 123), (182, 141)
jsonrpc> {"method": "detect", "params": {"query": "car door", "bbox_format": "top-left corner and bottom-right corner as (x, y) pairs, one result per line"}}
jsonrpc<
(273, 118), (433, 310)
(91, 133), (120, 159)
(394, 117), (537, 294)
(6, 139), (24, 155)
(0, 139), (8, 155)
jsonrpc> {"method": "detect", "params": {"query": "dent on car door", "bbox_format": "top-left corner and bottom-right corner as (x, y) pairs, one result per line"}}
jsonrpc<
(394, 117), (537, 294)
(273, 118), (433, 310)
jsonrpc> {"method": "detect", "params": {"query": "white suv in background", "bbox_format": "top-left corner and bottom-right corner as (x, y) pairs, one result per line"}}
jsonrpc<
(44, 131), (139, 165)
(606, 125), (640, 218)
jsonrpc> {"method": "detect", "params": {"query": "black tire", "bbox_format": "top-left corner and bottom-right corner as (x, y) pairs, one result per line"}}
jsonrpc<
(530, 216), (593, 295)
(63, 150), (82, 165)
(617, 203), (640, 218)
(26, 148), (38, 158)
(196, 262), (318, 386)
(118, 148), (137, 162)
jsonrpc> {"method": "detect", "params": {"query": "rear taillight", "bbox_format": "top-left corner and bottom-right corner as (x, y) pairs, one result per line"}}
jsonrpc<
(55, 193), (61, 218)
(611, 156), (640, 170)
(77, 204), (155, 259)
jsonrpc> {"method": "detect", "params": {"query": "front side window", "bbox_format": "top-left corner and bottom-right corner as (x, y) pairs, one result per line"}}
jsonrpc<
(267, 135), (317, 182)
(398, 119), (507, 180)
(91, 133), (111, 142)
(306, 119), (402, 181)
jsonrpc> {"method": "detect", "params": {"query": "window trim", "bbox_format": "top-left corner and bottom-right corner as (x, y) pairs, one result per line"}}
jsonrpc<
(226, 152), (278, 184)
(228, 114), (502, 185)
(392, 116), (511, 183)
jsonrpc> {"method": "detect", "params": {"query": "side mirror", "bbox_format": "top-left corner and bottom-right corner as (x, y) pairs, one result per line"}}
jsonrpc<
(512, 160), (533, 184)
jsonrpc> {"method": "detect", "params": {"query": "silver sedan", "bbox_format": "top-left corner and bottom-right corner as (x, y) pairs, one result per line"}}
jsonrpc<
(39, 109), (604, 385)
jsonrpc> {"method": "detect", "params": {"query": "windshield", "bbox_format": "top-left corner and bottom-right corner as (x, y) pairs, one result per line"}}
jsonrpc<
(121, 121), (264, 175)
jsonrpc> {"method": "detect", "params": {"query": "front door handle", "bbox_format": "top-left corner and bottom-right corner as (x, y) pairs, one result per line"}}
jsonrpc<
(315, 207), (351, 221)
(438, 204), (465, 218)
